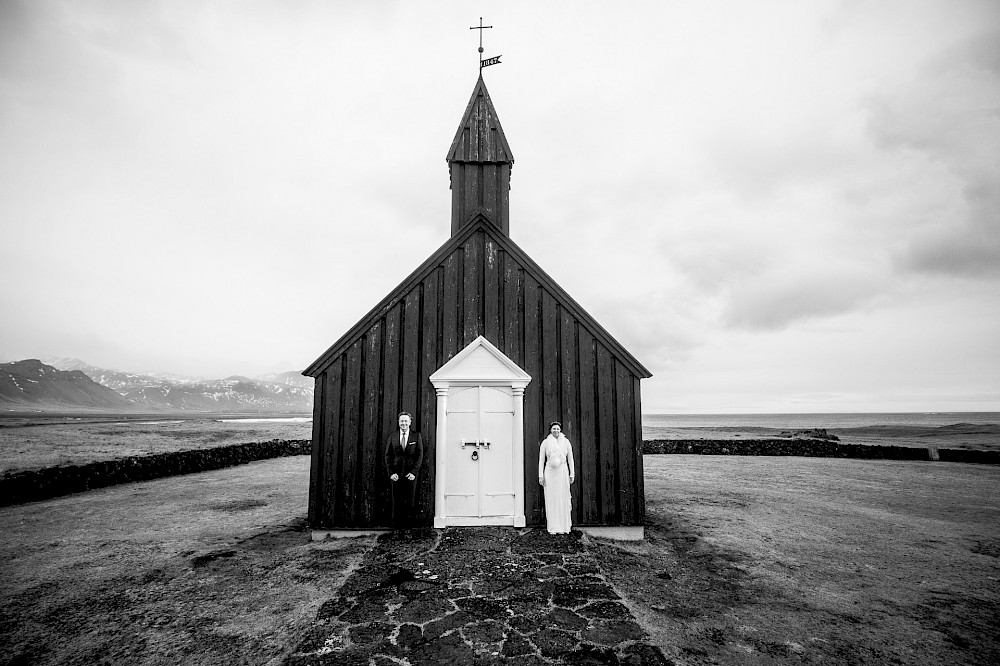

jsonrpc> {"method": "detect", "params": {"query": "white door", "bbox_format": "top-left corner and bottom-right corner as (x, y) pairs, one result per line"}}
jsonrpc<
(444, 385), (515, 523)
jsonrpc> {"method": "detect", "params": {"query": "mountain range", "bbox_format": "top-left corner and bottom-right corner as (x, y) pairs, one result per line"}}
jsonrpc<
(0, 358), (314, 414)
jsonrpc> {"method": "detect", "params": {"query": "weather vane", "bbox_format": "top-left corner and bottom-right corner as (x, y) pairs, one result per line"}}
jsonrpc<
(470, 17), (501, 71)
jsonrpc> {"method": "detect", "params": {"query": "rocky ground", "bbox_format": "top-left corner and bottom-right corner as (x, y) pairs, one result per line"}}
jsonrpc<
(286, 527), (667, 665)
(1, 455), (998, 665)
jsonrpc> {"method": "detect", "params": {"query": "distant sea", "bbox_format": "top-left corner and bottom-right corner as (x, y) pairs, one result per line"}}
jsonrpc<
(642, 412), (999, 430)
(206, 412), (999, 431)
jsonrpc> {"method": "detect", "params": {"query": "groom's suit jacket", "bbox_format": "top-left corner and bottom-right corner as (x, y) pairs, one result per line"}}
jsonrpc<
(384, 430), (424, 479)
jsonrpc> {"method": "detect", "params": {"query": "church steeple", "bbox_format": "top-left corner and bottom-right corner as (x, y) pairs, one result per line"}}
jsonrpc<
(447, 75), (514, 236)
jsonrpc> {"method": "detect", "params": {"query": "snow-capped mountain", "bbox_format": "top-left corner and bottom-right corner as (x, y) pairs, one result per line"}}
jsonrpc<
(1, 360), (136, 411)
(7, 358), (316, 414)
(254, 370), (314, 390)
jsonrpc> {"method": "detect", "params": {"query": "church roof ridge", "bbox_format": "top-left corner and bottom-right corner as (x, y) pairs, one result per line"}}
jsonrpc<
(446, 75), (514, 165)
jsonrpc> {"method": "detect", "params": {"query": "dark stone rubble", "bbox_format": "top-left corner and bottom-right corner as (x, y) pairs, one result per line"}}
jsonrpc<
(285, 527), (672, 666)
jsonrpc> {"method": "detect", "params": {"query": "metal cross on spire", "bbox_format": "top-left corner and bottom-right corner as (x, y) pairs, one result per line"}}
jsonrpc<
(470, 17), (502, 72)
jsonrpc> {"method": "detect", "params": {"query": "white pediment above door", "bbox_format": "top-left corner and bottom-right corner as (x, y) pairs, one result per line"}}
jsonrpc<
(429, 336), (531, 387)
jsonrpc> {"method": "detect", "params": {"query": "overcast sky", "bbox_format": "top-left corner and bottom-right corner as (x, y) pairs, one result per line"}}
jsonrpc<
(1, 0), (998, 414)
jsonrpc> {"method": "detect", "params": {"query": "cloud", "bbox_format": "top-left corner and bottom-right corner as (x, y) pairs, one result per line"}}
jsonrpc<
(722, 263), (883, 331)
(865, 28), (1000, 278)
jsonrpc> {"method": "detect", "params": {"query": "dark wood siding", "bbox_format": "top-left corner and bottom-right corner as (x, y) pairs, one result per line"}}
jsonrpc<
(633, 375), (645, 525)
(577, 329), (598, 525)
(616, 359), (635, 525)
(307, 370), (325, 522)
(320, 358), (343, 524)
(360, 323), (382, 524)
(309, 227), (646, 529)
(521, 271), (542, 523)
(419, 273), (440, 517)
(596, 344), (618, 524)
(338, 342), (362, 523)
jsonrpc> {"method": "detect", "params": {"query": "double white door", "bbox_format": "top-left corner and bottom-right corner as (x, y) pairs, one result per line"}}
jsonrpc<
(444, 385), (515, 521)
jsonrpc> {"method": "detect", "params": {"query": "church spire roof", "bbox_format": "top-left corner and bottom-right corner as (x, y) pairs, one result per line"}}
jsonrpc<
(447, 75), (514, 165)
(447, 76), (514, 237)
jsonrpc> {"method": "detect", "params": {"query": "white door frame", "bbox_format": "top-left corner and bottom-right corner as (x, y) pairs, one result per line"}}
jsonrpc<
(429, 336), (531, 528)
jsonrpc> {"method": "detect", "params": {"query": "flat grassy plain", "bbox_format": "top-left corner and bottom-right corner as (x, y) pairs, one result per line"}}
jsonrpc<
(2, 455), (997, 665)
(600, 456), (1000, 665)
(0, 415), (312, 474)
(642, 424), (1000, 451)
(3, 414), (996, 476)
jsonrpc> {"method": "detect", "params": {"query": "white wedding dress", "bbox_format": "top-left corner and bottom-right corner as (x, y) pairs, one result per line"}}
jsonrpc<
(539, 435), (574, 534)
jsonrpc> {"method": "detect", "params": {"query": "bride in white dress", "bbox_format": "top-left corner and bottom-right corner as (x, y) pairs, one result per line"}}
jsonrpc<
(538, 421), (575, 534)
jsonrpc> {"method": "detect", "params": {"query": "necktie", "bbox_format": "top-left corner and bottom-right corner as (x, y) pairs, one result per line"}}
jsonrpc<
(400, 432), (406, 449)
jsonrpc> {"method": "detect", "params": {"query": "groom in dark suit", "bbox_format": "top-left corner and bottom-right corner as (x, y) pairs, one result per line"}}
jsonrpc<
(384, 411), (423, 529)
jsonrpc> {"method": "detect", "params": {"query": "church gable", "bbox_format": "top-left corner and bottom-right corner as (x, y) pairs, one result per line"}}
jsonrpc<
(305, 216), (650, 381)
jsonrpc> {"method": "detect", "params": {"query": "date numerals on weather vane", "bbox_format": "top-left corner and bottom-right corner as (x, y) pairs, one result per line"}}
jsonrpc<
(471, 17), (502, 70)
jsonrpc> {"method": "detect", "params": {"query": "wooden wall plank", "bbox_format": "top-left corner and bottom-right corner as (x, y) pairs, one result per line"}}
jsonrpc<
(338, 344), (362, 526)
(483, 164), (498, 221)
(499, 164), (511, 234)
(419, 274), (440, 526)
(442, 252), (460, 362)
(379, 304), (402, 526)
(361, 321), (383, 525)
(463, 232), (483, 346)
(522, 273), (542, 523)
(484, 237), (500, 343)
(320, 359), (344, 527)
(541, 290), (559, 427)
(321, 362), (343, 526)
(633, 375), (646, 525)
(400, 285), (423, 525)
(463, 166), (480, 223)
(401, 291), (421, 414)
(468, 99), (480, 161)
(502, 254), (522, 365)
(596, 344), (618, 524)
(540, 289), (562, 525)
(577, 329), (598, 525)
(559, 311), (581, 524)
(615, 360), (635, 525)
(307, 371), (325, 525)
(450, 164), (464, 235)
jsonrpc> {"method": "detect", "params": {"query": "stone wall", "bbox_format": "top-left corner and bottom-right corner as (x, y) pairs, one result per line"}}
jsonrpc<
(936, 448), (1000, 465)
(643, 438), (999, 464)
(4, 437), (996, 508)
(1, 439), (311, 507)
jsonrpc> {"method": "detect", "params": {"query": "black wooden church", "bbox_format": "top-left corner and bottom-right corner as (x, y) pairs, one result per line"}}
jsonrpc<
(304, 75), (651, 537)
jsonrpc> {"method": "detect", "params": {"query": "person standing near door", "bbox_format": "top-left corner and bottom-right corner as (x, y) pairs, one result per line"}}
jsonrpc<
(385, 411), (424, 530)
(538, 421), (575, 534)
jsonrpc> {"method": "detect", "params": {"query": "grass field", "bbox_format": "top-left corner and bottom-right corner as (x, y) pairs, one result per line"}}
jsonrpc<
(642, 424), (1000, 451)
(0, 415), (312, 474)
(2, 413), (996, 476)
(1, 455), (997, 665)
(602, 456), (1000, 664)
